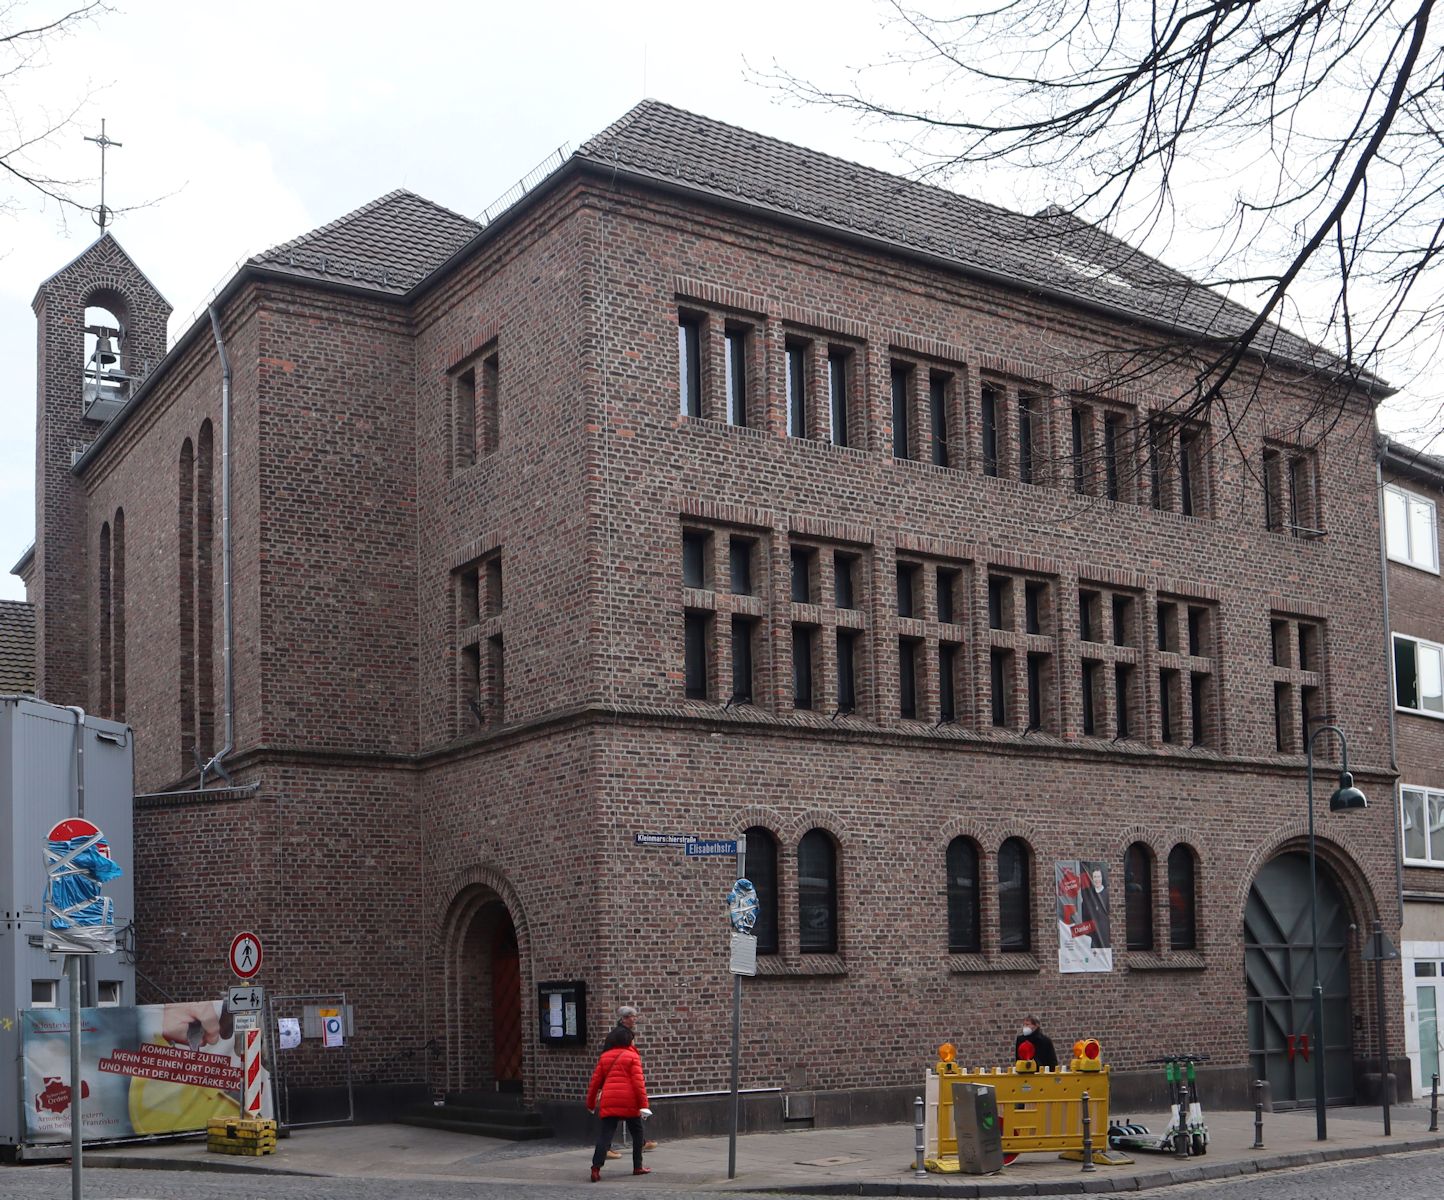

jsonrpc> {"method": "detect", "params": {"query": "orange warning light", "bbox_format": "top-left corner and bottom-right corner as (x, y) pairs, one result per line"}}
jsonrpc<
(1083, 1039), (1101, 1060)
(938, 1042), (957, 1063)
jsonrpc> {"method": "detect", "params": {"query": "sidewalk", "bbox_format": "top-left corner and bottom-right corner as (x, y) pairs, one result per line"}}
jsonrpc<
(80, 1103), (1444, 1195)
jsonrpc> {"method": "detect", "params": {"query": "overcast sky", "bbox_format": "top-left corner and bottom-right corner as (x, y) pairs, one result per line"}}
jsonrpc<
(0, 1), (1432, 603)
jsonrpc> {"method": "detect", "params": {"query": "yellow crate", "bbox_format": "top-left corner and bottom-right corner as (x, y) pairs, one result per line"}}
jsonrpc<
(206, 1138), (275, 1157)
(207, 1117), (276, 1137)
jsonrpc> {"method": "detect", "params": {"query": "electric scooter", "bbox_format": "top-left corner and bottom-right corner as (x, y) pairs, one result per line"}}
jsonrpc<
(1107, 1054), (1209, 1156)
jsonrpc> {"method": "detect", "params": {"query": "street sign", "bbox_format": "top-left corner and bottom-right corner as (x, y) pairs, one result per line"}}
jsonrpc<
(730, 932), (757, 977)
(687, 839), (738, 857)
(228, 985), (265, 1011)
(320, 1007), (344, 1048)
(229, 931), (263, 979)
(1362, 928), (1400, 961)
(634, 833), (697, 847)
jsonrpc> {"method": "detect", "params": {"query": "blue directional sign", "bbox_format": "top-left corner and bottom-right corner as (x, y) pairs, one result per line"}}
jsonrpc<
(686, 839), (738, 857)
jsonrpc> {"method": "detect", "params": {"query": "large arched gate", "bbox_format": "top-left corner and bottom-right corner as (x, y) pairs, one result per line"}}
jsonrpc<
(1245, 852), (1355, 1106)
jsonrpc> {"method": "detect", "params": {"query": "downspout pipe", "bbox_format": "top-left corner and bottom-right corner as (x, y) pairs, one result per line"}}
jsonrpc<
(201, 306), (235, 789)
(1377, 454), (1405, 920)
(65, 705), (86, 816)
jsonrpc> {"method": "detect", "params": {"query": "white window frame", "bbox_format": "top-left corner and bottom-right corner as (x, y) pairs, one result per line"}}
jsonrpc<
(1384, 484), (1439, 574)
(97, 980), (123, 1007)
(1400, 784), (1444, 867)
(30, 979), (58, 1008)
(1393, 633), (1444, 718)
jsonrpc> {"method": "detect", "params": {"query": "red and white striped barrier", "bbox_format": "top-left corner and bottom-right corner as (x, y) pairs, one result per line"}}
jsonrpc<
(243, 1026), (263, 1116)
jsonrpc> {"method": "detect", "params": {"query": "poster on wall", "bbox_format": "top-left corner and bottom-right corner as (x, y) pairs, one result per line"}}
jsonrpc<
(21, 1001), (272, 1143)
(1056, 860), (1112, 973)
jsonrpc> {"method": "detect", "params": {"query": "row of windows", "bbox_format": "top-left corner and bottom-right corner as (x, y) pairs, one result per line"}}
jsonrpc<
(682, 525), (1326, 754)
(1394, 633), (1444, 718)
(455, 553), (506, 730)
(675, 310), (1331, 532)
(742, 826), (1200, 957)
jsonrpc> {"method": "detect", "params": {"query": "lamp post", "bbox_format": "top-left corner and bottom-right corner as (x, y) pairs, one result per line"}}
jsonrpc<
(1305, 722), (1368, 1142)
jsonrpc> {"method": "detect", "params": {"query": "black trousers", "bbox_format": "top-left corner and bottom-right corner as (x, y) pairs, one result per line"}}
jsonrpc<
(593, 1115), (644, 1169)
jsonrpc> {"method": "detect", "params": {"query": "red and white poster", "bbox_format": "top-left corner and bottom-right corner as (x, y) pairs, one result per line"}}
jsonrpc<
(1056, 860), (1113, 973)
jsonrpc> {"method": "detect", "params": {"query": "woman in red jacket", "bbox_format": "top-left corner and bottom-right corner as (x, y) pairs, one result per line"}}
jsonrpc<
(585, 1025), (651, 1181)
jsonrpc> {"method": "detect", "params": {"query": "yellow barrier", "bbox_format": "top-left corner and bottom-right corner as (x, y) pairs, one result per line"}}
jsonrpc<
(923, 1041), (1130, 1172)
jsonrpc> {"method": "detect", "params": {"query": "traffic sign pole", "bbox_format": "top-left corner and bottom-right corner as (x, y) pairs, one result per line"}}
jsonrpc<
(728, 834), (747, 1181)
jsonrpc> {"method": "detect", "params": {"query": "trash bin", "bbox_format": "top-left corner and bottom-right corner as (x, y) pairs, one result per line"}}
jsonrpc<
(950, 1082), (1004, 1175)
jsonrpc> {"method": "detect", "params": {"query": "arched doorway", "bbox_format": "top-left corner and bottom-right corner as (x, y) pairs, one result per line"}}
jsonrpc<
(452, 895), (524, 1095)
(1245, 852), (1355, 1106)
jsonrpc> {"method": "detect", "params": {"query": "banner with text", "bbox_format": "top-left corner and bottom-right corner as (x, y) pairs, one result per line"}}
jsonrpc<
(1055, 860), (1112, 974)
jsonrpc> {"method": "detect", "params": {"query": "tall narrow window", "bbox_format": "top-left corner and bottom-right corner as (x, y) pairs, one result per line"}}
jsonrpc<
(798, 830), (838, 954)
(744, 827), (779, 954)
(682, 530), (709, 590)
(836, 630), (857, 713)
(455, 366), (477, 468)
(1081, 661), (1098, 735)
(834, 552), (856, 609)
(939, 644), (957, 722)
(899, 638), (919, 719)
(1018, 394), (1035, 483)
(891, 365), (911, 459)
(1026, 653), (1044, 730)
(729, 537), (754, 595)
(786, 343), (807, 437)
(1071, 407), (1087, 494)
(1113, 595), (1131, 646)
(828, 351), (849, 447)
(793, 628), (814, 710)
(1263, 448), (1282, 530)
(998, 837), (1032, 952)
(487, 632), (505, 722)
(1024, 581), (1044, 634)
(946, 837), (981, 953)
(99, 520), (112, 715)
(930, 376), (949, 466)
(990, 649), (1009, 727)
(1179, 429), (1197, 516)
(1115, 665), (1132, 737)
(896, 563), (916, 617)
(937, 569), (957, 625)
(479, 352), (500, 454)
(791, 547), (813, 604)
(988, 577), (1007, 630)
(1103, 414), (1122, 501)
(731, 617), (754, 703)
(725, 329), (747, 426)
(1159, 669), (1177, 742)
(1125, 842), (1155, 951)
(678, 316), (702, 418)
(684, 612), (710, 700)
(981, 386), (999, 477)
(1168, 844), (1197, 950)
(1274, 682), (1290, 751)
(112, 510), (125, 718)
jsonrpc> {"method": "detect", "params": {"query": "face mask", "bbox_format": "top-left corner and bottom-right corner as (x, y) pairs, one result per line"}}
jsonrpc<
(1021, 1026), (1035, 1036)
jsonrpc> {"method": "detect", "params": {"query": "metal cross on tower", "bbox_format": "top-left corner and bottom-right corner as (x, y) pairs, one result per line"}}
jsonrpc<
(84, 118), (122, 232)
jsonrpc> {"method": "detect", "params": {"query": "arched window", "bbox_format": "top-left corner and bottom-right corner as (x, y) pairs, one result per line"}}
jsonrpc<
(1125, 842), (1155, 951)
(1168, 844), (1197, 950)
(797, 829), (838, 954)
(82, 294), (129, 416)
(744, 826), (779, 955)
(998, 837), (1032, 952)
(98, 521), (112, 711)
(112, 508), (125, 719)
(946, 836), (981, 953)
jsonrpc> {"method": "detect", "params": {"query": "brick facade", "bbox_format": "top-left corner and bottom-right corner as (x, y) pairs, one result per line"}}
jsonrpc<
(22, 103), (1408, 1128)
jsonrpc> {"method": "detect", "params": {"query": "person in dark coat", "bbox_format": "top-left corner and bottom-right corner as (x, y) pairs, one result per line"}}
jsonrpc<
(1015, 1016), (1059, 1068)
(586, 1026), (651, 1181)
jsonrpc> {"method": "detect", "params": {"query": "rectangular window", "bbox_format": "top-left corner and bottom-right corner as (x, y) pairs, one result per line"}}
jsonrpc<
(479, 352), (500, 455)
(836, 630), (857, 713)
(455, 366), (477, 468)
(1018, 394), (1035, 483)
(1191, 674), (1208, 745)
(1385, 485), (1440, 572)
(725, 329), (748, 426)
(1079, 589), (1099, 643)
(488, 633), (505, 722)
(1395, 634), (1444, 715)
(31, 980), (58, 1008)
(1114, 665), (1132, 737)
(786, 342), (807, 437)
(731, 617), (754, 703)
(939, 644), (958, 722)
(1275, 683), (1290, 751)
(792, 627), (814, 709)
(1298, 622), (1320, 672)
(685, 612), (710, 699)
(1026, 652), (1044, 729)
(1081, 660), (1097, 735)
(1187, 606), (1207, 657)
(1401, 786), (1444, 865)
(990, 649), (1009, 726)
(1263, 448), (1282, 530)
(988, 576), (1008, 630)
(1271, 619), (1289, 667)
(1113, 595), (1131, 646)
(899, 638), (919, 719)
(97, 980), (122, 1007)
(1300, 683), (1318, 744)
(1103, 414), (1123, 501)
(1179, 428), (1197, 516)
(1024, 581), (1044, 635)
(891, 365), (911, 459)
(1159, 669), (1177, 742)
(896, 563), (917, 618)
(1071, 406), (1087, 494)
(729, 537), (754, 595)
(791, 547), (813, 604)
(678, 316), (702, 418)
(834, 552), (856, 609)
(682, 530), (709, 590)
(930, 375), (949, 466)
(828, 351), (849, 447)
(937, 568), (958, 625)
(981, 386), (999, 477)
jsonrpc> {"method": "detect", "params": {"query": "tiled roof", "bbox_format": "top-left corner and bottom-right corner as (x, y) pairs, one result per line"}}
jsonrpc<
(1380, 435), (1444, 490)
(0, 599), (36, 694)
(576, 100), (1361, 382)
(253, 190), (480, 295)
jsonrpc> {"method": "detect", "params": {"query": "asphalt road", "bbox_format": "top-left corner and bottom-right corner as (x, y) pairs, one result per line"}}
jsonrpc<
(0, 1148), (1442, 1200)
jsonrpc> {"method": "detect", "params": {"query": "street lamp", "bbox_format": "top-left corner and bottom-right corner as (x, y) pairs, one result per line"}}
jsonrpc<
(1305, 722), (1368, 1141)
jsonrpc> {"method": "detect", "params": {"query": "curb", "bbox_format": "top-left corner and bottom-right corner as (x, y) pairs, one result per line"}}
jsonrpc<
(749, 1135), (1444, 1196)
(84, 1152), (322, 1178)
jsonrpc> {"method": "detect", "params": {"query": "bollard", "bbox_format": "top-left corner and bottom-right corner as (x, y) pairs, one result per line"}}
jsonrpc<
(914, 1095), (928, 1177)
(1431, 1075), (1439, 1134)
(1174, 1082), (1191, 1159)
(1252, 1079), (1265, 1149)
(1079, 1089), (1096, 1172)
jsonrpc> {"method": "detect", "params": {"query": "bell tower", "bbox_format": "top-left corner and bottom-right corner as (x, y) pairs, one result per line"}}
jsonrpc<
(30, 233), (170, 707)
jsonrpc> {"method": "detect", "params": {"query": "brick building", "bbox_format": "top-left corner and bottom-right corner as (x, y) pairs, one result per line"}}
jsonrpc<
(15, 100), (1408, 1130)
(1379, 437), (1444, 1096)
